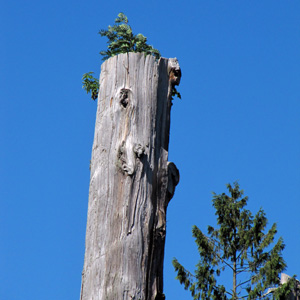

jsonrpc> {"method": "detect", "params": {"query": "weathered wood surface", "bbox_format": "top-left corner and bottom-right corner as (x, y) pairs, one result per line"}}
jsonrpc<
(80, 52), (181, 300)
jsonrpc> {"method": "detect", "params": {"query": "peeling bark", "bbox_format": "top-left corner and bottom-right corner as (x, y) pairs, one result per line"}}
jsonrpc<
(80, 53), (181, 300)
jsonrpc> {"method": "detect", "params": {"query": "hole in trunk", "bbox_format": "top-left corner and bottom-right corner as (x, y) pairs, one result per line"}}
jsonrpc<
(120, 89), (130, 108)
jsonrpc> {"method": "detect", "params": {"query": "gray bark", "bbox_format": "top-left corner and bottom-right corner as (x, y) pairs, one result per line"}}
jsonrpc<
(80, 52), (181, 300)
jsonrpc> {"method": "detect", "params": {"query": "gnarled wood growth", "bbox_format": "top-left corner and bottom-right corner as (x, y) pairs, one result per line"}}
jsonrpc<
(80, 52), (181, 300)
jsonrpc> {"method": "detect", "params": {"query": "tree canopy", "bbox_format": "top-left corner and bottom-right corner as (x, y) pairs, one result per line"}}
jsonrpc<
(173, 182), (290, 300)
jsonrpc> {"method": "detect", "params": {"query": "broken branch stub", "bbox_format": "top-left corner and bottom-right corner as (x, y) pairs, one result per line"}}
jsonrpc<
(80, 52), (181, 300)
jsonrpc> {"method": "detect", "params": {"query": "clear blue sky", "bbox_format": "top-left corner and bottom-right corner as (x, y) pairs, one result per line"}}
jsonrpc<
(1, 1), (299, 299)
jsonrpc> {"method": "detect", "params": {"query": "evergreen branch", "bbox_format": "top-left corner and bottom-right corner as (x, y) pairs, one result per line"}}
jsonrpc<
(236, 278), (252, 288)
(205, 235), (234, 271)
(236, 266), (251, 274)
(236, 263), (250, 269)
(237, 295), (250, 299)
(236, 245), (250, 261)
(206, 235), (226, 254)
(215, 252), (234, 272)
(82, 72), (99, 101)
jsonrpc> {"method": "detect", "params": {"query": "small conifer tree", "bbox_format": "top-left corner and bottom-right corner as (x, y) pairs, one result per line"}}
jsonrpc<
(98, 12), (160, 61)
(172, 182), (289, 300)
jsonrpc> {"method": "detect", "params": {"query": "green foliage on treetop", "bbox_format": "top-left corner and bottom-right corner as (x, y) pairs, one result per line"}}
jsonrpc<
(82, 13), (180, 101)
(173, 182), (291, 300)
(99, 12), (161, 61)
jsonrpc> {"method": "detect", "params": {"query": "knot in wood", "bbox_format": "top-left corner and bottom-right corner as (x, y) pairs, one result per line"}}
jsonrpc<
(133, 144), (145, 158)
(119, 88), (130, 108)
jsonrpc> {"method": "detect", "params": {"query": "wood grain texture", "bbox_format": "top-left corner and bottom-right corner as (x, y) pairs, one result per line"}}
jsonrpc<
(80, 52), (181, 300)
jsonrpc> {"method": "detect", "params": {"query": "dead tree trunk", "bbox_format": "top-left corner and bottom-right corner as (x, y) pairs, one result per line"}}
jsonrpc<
(80, 52), (181, 300)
